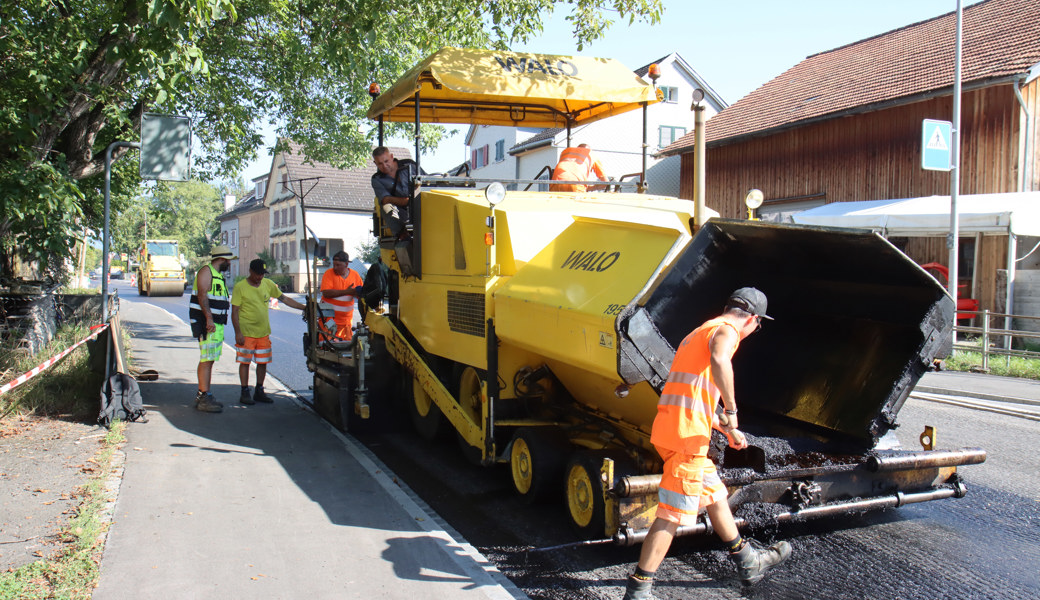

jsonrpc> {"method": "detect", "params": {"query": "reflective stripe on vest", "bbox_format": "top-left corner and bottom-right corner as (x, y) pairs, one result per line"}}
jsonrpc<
(189, 264), (230, 326)
(650, 317), (740, 456)
(320, 298), (354, 314)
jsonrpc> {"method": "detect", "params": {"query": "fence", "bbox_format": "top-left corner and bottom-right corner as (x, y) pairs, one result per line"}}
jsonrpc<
(953, 310), (1040, 370)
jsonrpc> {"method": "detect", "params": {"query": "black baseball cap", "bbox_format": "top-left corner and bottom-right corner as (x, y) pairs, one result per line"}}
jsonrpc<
(727, 287), (773, 320)
(249, 258), (269, 274)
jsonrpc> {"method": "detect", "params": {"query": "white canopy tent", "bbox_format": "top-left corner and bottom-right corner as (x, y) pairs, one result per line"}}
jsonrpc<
(792, 192), (1040, 237)
(793, 192), (1040, 322)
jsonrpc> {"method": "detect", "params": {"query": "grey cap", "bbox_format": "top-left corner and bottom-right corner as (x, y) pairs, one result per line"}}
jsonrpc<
(727, 287), (773, 320)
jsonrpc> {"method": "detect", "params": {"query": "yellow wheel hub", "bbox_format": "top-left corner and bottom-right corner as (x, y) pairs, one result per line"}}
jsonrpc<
(458, 366), (483, 424)
(413, 379), (433, 417)
(567, 463), (594, 527)
(511, 438), (534, 494)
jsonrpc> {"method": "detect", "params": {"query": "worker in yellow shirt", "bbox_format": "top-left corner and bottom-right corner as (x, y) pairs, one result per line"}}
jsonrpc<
(231, 258), (305, 404)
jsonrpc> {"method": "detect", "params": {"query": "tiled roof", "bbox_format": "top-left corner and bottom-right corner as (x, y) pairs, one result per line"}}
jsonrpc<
(662, 0), (1040, 154)
(279, 141), (411, 211)
(509, 128), (562, 153)
(217, 190), (260, 221)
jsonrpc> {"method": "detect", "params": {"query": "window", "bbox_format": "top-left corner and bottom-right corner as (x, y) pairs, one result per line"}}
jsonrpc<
(281, 208), (287, 227)
(222, 231), (228, 244)
(495, 140), (505, 162)
(231, 230), (236, 248)
(281, 241), (288, 261)
(255, 180), (266, 199)
(471, 144), (490, 169)
(281, 173), (289, 191)
(659, 125), (687, 148)
(273, 210), (280, 227)
(290, 206), (296, 224)
(661, 86), (679, 103)
(289, 241), (296, 260)
(272, 243), (278, 259)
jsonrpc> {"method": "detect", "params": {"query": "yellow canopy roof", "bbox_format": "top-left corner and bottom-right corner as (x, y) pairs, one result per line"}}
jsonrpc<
(367, 47), (659, 128)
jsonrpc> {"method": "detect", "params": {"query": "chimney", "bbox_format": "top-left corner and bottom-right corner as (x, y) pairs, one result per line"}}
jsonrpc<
(224, 194), (236, 211)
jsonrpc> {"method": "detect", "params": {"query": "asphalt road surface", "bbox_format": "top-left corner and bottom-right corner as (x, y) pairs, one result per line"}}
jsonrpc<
(113, 279), (1040, 600)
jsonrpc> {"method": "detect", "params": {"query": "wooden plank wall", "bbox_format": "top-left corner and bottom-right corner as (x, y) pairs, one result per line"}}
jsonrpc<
(682, 84), (1022, 219)
(676, 83), (1031, 315)
(1023, 77), (1040, 192)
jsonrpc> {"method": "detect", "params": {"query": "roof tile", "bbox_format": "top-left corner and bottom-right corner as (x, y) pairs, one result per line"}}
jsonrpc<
(278, 141), (411, 211)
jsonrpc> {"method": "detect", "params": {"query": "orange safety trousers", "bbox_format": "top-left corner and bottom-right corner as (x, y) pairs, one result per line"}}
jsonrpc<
(236, 336), (272, 364)
(655, 450), (728, 525)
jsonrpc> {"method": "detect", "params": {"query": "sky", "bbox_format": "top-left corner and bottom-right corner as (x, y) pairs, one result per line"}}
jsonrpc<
(241, 0), (981, 180)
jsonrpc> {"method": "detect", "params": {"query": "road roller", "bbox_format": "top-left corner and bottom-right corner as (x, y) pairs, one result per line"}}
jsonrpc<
(137, 239), (186, 297)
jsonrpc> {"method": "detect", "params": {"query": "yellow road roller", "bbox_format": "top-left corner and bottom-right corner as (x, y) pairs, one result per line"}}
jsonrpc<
(137, 239), (186, 297)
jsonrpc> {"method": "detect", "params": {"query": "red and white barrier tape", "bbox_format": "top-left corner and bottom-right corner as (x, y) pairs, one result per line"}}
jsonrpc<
(0, 323), (109, 396)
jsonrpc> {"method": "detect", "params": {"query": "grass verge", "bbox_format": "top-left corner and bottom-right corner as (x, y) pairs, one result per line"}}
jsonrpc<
(0, 421), (126, 599)
(0, 323), (105, 419)
(945, 339), (1040, 380)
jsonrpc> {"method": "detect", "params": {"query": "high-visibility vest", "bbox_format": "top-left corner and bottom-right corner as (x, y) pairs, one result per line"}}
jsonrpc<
(650, 317), (741, 456)
(188, 264), (229, 338)
(551, 147), (606, 183)
(319, 267), (362, 339)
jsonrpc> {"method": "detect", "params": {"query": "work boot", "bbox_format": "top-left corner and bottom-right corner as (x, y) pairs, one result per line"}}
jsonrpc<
(730, 539), (792, 585)
(253, 386), (273, 403)
(194, 391), (224, 413)
(621, 574), (654, 600)
(240, 387), (255, 405)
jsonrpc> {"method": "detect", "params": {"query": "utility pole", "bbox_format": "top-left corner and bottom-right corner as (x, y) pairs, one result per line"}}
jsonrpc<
(947, 0), (963, 348)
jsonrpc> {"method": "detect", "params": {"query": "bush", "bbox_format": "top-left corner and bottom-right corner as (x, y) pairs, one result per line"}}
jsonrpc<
(268, 274), (292, 292)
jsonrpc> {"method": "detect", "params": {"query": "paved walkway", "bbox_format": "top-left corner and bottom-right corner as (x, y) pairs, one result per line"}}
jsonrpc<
(916, 370), (1040, 405)
(93, 299), (526, 600)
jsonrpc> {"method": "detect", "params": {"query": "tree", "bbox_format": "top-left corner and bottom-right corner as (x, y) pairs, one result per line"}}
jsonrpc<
(110, 180), (223, 264)
(0, 0), (662, 278)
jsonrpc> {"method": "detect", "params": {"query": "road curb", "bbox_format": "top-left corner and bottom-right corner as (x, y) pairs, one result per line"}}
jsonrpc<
(914, 386), (1040, 408)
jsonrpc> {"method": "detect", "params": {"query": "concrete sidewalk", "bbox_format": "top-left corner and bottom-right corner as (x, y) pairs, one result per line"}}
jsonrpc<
(916, 371), (1040, 406)
(93, 300), (525, 600)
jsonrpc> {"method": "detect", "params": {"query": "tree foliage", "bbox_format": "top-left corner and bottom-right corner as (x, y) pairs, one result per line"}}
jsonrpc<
(0, 0), (662, 278)
(110, 180), (223, 263)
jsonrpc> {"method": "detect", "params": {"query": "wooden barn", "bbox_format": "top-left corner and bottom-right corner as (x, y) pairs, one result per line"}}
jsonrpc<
(661, 0), (1040, 317)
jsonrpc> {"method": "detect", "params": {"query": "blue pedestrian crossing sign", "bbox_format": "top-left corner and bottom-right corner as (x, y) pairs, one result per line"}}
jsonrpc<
(922, 119), (952, 171)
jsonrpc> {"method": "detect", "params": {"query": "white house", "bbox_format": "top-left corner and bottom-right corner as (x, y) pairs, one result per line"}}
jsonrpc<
(465, 52), (727, 197)
(215, 174), (267, 282)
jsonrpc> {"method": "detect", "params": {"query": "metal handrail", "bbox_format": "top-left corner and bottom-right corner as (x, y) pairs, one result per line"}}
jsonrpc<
(952, 309), (1040, 370)
(416, 175), (640, 190)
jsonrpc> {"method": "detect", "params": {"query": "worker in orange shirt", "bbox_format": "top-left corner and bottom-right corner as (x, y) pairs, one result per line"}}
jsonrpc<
(622, 287), (792, 598)
(318, 251), (363, 341)
(549, 143), (608, 192)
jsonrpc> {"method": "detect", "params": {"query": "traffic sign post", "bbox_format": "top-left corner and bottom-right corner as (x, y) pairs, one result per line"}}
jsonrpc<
(922, 119), (952, 171)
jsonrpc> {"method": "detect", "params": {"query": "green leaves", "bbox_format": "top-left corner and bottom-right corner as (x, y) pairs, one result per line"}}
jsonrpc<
(1, 0), (661, 280)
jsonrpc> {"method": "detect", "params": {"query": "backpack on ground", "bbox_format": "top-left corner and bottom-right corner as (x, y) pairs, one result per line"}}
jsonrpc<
(99, 372), (147, 428)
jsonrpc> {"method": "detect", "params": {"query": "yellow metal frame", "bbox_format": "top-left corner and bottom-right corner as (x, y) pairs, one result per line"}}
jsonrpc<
(367, 312), (489, 458)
